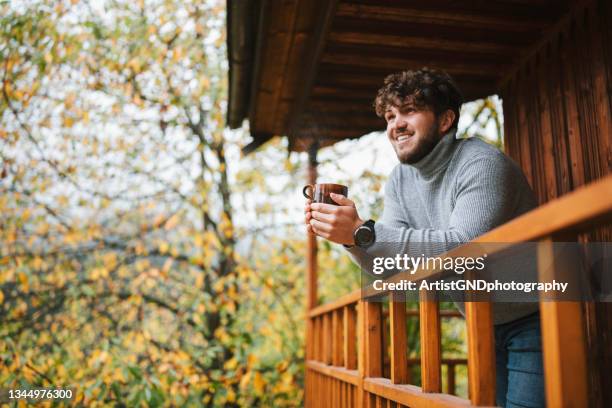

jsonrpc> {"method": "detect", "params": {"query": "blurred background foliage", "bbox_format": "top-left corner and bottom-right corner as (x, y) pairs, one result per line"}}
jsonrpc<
(0, 0), (502, 406)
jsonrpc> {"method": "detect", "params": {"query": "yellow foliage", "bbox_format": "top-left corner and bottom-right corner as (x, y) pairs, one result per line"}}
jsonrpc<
(239, 371), (251, 389)
(164, 213), (180, 230)
(103, 252), (117, 269)
(194, 273), (204, 289)
(161, 258), (173, 275)
(17, 272), (29, 293)
(223, 357), (237, 370)
(63, 115), (74, 128)
(32, 256), (44, 270)
(253, 372), (265, 394)
(226, 389), (236, 403)
(247, 353), (258, 368)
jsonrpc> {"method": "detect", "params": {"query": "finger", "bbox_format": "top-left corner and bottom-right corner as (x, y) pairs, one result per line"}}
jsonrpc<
(330, 193), (354, 207)
(310, 202), (337, 214)
(310, 218), (332, 233)
(304, 212), (312, 223)
(310, 224), (329, 239)
(311, 210), (334, 223)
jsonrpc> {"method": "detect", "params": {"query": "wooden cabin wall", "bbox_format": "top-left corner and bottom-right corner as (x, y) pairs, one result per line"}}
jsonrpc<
(502, 1), (611, 205)
(501, 1), (611, 406)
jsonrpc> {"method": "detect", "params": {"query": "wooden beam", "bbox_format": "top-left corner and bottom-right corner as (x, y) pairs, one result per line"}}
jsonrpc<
(328, 31), (523, 55)
(294, 127), (381, 140)
(309, 290), (360, 318)
(315, 69), (498, 93)
(298, 113), (384, 129)
(320, 53), (507, 77)
(332, 16), (539, 47)
(363, 377), (473, 408)
(335, 3), (556, 32)
(306, 100), (375, 114)
(338, 0), (562, 23)
(306, 360), (359, 385)
(306, 143), (318, 310)
(242, 132), (274, 155)
(286, 0), (339, 137)
(227, 0), (260, 128)
(311, 85), (375, 101)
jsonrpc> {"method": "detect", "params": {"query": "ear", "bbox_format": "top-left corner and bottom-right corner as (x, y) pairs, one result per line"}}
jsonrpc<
(438, 109), (456, 134)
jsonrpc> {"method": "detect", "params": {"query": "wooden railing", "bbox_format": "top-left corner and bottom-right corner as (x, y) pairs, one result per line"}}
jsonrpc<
(305, 175), (612, 407)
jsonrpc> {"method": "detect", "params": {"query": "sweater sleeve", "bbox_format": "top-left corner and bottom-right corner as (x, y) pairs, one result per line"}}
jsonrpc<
(347, 154), (532, 266)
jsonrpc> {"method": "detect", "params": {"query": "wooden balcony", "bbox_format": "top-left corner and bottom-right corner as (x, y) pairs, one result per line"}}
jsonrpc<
(304, 175), (612, 407)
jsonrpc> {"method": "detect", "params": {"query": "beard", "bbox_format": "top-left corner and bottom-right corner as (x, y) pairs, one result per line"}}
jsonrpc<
(393, 121), (441, 164)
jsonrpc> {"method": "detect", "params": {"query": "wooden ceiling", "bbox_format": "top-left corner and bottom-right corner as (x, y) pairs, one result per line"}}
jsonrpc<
(227, 0), (573, 153)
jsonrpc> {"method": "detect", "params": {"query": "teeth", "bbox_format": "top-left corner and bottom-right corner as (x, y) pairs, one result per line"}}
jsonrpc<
(397, 136), (409, 142)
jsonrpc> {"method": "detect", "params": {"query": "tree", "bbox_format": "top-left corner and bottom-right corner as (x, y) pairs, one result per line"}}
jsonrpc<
(0, 1), (304, 406)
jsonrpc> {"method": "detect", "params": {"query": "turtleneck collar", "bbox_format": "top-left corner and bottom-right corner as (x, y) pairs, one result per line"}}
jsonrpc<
(409, 129), (459, 177)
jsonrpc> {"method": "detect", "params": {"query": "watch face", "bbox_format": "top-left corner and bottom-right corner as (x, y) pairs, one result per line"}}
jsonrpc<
(356, 226), (374, 246)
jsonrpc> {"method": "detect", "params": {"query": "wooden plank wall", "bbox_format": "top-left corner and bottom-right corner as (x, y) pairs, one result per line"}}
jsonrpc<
(501, 1), (611, 406)
(502, 1), (611, 205)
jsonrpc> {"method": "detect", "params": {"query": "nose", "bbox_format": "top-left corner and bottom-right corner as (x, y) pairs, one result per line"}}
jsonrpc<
(394, 113), (407, 131)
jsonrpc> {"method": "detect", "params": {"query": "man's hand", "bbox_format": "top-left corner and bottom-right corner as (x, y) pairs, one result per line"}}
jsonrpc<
(303, 193), (364, 245)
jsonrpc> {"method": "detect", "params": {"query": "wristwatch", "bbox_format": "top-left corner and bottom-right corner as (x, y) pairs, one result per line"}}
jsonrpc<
(353, 219), (376, 248)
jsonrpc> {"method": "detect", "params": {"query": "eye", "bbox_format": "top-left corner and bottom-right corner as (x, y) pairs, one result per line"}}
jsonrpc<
(385, 114), (395, 122)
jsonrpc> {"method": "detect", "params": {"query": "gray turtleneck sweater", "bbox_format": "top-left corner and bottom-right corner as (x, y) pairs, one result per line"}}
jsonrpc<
(347, 131), (539, 324)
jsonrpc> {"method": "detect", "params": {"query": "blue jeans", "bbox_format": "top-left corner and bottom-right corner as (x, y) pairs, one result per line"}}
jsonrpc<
(495, 312), (545, 408)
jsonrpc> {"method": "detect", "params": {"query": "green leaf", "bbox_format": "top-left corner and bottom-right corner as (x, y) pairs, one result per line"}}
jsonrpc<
(128, 365), (143, 381)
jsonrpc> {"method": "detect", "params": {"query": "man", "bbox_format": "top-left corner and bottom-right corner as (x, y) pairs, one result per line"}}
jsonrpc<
(304, 68), (544, 407)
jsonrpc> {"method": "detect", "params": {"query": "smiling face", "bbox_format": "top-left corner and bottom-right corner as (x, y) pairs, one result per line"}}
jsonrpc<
(384, 101), (442, 164)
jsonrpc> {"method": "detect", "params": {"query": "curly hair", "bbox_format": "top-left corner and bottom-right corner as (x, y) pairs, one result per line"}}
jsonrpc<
(373, 68), (463, 129)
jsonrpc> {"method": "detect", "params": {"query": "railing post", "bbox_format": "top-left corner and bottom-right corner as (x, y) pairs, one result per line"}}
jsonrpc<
(313, 317), (321, 361)
(344, 305), (357, 369)
(538, 235), (588, 407)
(306, 142), (318, 310)
(389, 291), (409, 384)
(324, 312), (333, 365)
(358, 299), (382, 408)
(333, 309), (344, 366)
(305, 143), (318, 408)
(465, 298), (496, 405)
(419, 289), (441, 392)
(447, 362), (456, 395)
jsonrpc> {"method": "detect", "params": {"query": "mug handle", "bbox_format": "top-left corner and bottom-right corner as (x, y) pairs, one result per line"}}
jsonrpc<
(302, 185), (314, 200)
